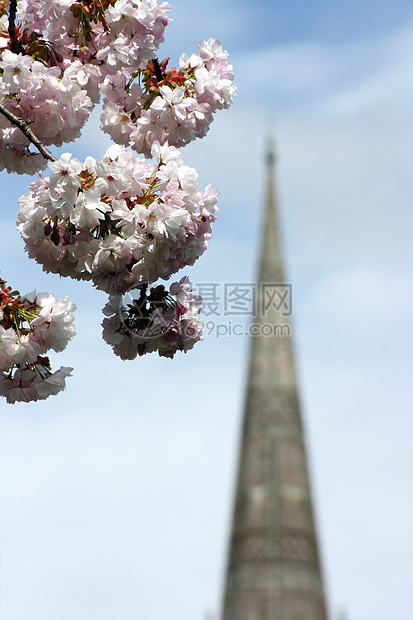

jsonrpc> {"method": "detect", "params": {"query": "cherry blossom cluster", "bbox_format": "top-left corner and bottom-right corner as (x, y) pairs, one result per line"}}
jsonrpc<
(0, 0), (235, 173)
(0, 0), (236, 402)
(0, 50), (96, 173)
(0, 0), (171, 173)
(102, 276), (203, 359)
(100, 38), (237, 156)
(0, 276), (75, 403)
(17, 141), (219, 295)
(17, 0), (170, 72)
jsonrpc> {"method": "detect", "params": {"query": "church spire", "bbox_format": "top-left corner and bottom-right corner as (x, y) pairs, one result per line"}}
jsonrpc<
(221, 141), (329, 619)
(259, 138), (285, 285)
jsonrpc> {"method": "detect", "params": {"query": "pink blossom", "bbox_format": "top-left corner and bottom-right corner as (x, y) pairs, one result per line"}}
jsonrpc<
(101, 277), (203, 359)
(18, 144), (219, 295)
(100, 39), (236, 156)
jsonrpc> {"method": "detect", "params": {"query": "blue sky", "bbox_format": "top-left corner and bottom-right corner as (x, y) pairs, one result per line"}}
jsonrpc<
(1, 2), (413, 620)
(234, 0), (413, 46)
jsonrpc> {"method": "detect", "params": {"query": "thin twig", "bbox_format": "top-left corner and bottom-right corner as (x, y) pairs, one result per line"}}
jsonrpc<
(0, 102), (57, 162)
(8, 0), (25, 55)
(3, 2), (56, 163)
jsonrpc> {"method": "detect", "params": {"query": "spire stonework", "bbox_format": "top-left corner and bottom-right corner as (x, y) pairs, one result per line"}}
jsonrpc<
(221, 144), (328, 620)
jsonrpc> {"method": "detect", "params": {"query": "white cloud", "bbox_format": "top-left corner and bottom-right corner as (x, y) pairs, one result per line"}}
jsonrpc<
(318, 23), (413, 119)
(231, 19), (413, 119)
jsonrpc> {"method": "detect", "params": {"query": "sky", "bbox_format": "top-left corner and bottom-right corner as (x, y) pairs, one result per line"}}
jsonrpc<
(0, 1), (413, 619)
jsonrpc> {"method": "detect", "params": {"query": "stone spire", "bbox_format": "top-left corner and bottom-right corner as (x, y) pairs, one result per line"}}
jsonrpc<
(221, 141), (328, 620)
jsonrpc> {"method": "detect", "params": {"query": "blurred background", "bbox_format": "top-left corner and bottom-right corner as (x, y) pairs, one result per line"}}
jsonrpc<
(1, 1), (413, 618)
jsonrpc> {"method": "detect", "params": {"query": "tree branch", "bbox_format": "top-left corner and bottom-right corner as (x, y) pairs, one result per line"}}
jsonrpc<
(0, 103), (57, 162)
(8, 0), (25, 55)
